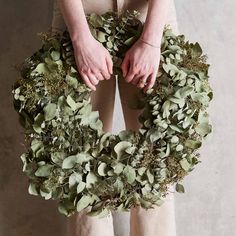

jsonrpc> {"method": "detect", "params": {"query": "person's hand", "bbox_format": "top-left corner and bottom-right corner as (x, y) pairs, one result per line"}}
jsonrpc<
(121, 38), (161, 92)
(72, 34), (113, 91)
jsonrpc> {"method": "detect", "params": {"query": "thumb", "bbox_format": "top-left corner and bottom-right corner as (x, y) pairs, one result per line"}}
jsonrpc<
(106, 54), (113, 75)
(121, 55), (129, 77)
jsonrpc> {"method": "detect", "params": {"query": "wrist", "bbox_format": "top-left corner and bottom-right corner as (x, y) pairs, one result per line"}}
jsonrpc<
(139, 37), (161, 49)
(69, 25), (93, 43)
(71, 35), (93, 51)
(141, 23), (164, 47)
(140, 31), (162, 47)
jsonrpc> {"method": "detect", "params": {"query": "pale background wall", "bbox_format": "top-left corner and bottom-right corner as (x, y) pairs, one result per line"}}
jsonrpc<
(0, 1), (235, 235)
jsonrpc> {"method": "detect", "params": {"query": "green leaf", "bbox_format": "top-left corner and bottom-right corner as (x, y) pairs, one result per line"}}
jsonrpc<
(169, 97), (185, 108)
(139, 197), (153, 208)
(62, 155), (78, 169)
(175, 86), (194, 98)
(137, 167), (146, 176)
(69, 172), (82, 188)
(146, 169), (154, 184)
(162, 63), (178, 74)
(147, 128), (161, 143)
(58, 200), (74, 216)
(171, 136), (179, 143)
(123, 165), (136, 184)
(113, 163), (124, 175)
(185, 139), (202, 149)
(113, 178), (124, 191)
(86, 207), (110, 218)
(124, 36), (136, 46)
(51, 151), (66, 165)
(50, 50), (60, 61)
(97, 31), (106, 42)
(89, 13), (103, 28)
(43, 103), (57, 121)
(118, 130), (134, 141)
(35, 164), (53, 177)
(176, 183), (185, 193)
(180, 158), (191, 172)
(106, 41), (113, 48)
(114, 141), (132, 159)
(99, 132), (111, 149)
(192, 42), (203, 57)
(31, 63), (48, 75)
(28, 182), (39, 196)
(65, 75), (78, 89)
(170, 124), (184, 133)
(125, 146), (136, 155)
(195, 122), (212, 136)
(77, 181), (86, 193)
(62, 153), (92, 169)
(76, 195), (92, 212)
(58, 202), (69, 216)
(162, 100), (171, 118)
(98, 162), (107, 176)
(30, 139), (43, 153)
(66, 95), (82, 111)
(176, 144), (183, 152)
(141, 184), (152, 195)
(86, 172), (98, 189)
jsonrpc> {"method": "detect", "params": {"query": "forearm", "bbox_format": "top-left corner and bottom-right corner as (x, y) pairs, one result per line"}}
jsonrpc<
(57, 0), (92, 42)
(141, 0), (171, 46)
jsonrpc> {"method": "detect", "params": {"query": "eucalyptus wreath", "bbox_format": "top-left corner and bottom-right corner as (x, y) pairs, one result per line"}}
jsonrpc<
(12, 10), (213, 218)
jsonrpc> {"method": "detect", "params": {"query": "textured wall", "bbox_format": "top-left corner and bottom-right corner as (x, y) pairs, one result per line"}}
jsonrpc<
(0, 1), (66, 236)
(0, 0), (235, 235)
(174, 1), (236, 235)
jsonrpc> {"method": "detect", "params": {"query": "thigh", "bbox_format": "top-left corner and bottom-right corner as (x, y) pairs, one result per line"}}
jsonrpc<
(51, 0), (116, 34)
(117, 76), (144, 132)
(123, 0), (179, 33)
(81, 0), (115, 15)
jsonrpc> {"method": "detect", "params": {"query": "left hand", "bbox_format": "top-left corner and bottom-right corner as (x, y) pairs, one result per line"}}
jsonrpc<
(121, 38), (161, 92)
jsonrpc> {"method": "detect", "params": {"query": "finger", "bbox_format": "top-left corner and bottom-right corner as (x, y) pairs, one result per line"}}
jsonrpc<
(96, 72), (105, 81)
(106, 54), (113, 75)
(87, 70), (99, 86)
(125, 64), (139, 83)
(144, 72), (157, 92)
(137, 73), (149, 88)
(121, 55), (129, 78)
(80, 72), (96, 91)
(131, 75), (140, 85)
(91, 69), (105, 81)
(100, 66), (111, 80)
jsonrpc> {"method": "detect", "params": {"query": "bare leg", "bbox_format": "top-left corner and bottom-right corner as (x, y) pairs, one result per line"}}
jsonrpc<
(130, 184), (177, 236)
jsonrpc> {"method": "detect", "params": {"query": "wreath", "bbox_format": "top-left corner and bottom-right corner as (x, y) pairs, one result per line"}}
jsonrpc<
(12, 10), (213, 218)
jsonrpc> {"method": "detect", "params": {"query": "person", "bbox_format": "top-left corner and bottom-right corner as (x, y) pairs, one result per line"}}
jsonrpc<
(51, 0), (179, 235)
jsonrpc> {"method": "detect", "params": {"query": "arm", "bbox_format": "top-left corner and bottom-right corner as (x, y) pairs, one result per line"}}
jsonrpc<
(57, 0), (113, 91)
(141, 0), (171, 47)
(121, 0), (171, 92)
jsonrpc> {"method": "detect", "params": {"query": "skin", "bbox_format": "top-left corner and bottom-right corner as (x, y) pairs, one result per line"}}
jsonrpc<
(57, 0), (170, 92)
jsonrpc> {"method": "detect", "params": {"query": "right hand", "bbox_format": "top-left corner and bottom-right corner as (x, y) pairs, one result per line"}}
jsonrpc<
(72, 34), (113, 91)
